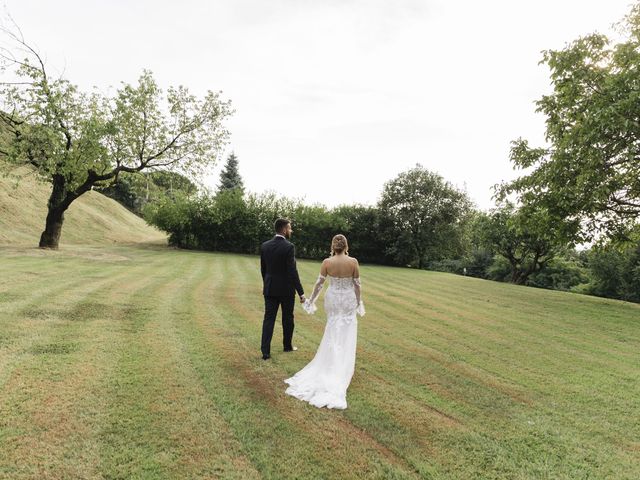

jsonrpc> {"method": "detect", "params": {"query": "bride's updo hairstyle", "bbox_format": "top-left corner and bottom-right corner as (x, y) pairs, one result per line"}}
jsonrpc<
(331, 234), (349, 256)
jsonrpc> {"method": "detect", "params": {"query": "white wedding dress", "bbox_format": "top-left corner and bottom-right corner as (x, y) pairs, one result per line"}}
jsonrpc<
(284, 274), (365, 409)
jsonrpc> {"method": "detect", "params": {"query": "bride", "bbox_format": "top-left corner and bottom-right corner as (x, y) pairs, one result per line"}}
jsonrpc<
(284, 234), (365, 409)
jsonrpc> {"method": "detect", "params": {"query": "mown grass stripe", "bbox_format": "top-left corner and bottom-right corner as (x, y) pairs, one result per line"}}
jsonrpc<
(226, 256), (540, 466)
(96, 251), (207, 479)
(222, 253), (640, 478)
(224, 256), (448, 477)
(116, 250), (262, 478)
(0, 252), (160, 479)
(175, 253), (422, 479)
(361, 270), (639, 395)
(1, 246), (638, 479)
(363, 267), (640, 362)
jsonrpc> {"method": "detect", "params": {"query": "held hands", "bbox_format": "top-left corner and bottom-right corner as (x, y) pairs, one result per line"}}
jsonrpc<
(299, 294), (306, 303)
(302, 297), (317, 315)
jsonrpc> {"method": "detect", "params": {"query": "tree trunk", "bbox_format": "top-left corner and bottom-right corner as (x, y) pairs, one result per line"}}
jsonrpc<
(39, 207), (66, 249)
(38, 171), (99, 248)
(39, 174), (73, 249)
(413, 232), (424, 269)
(511, 264), (537, 285)
(512, 270), (529, 285)
(511, 268), (523, 284)
(509, 257), (529, 285)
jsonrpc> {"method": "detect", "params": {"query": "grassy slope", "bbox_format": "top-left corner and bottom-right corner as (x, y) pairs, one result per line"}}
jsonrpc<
(0, 245), (638, 479)
(0, 166), (166, 246)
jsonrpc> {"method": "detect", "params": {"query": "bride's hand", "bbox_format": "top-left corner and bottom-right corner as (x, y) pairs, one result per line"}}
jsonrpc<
(302, 299), (317, 315)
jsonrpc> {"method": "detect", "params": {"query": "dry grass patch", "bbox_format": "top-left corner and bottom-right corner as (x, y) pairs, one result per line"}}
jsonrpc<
(0, 165), (166, 247)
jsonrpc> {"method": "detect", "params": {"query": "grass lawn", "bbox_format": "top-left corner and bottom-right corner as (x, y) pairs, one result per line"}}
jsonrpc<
(0, 244), (638, 479)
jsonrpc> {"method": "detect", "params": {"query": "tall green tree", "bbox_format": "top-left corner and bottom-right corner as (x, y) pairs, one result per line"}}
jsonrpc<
(0, 30), (231, 248)
(500, 4), (640, 242)
(586, 236), (640, 302)
(378, 165), (472, 269)
(333, 204), (395, 265)
(477, 203), (564, 285)
(218, 151), (244, 194)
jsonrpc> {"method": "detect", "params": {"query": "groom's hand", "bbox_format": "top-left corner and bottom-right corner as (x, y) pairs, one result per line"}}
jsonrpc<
(299, 294), (306, 303)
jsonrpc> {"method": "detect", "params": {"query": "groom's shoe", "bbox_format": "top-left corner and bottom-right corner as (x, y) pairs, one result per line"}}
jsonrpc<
(284, 346), (298, 352)
(262, 354), (271, 360)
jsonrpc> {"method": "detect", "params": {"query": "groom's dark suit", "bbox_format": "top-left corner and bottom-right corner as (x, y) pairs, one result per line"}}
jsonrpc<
(260, 234), (304, 357)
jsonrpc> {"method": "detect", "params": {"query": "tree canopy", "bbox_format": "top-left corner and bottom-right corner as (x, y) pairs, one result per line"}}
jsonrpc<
(475, 203), (565, 285)
(500, 4), (640, 243)
(378, 165), (472, 269)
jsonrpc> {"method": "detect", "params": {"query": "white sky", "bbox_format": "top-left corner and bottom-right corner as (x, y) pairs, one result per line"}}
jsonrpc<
(4, 0), (635, 210)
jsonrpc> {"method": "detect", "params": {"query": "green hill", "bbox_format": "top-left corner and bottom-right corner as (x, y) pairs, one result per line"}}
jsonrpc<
(0, 244), (638, 479)
(0, 165), (166, 246)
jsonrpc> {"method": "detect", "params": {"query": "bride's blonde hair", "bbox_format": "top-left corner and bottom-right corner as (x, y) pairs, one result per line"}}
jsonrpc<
(330, 234), (349, 256)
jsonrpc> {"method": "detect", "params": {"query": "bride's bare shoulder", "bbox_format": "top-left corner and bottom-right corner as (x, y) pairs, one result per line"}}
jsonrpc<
(351, 257), (360, 277)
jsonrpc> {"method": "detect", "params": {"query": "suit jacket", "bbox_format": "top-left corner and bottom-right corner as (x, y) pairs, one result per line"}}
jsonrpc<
(260, 235), (304, 297)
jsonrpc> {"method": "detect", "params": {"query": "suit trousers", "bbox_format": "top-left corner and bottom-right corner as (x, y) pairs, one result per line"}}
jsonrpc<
(261, 294), (295, 356)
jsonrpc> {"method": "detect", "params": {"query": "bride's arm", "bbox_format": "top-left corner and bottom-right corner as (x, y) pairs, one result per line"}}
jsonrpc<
(352, 259), (361, 303)
(352, 259), (365, 316)
(303, 260), (328, 313)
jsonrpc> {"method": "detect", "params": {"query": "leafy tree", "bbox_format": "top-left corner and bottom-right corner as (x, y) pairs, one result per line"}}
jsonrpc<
(0, 29), (231, 248)
(97, 173), (148, 213)
(486, 256), (513, 283)
(378, 165), (472, 269)
(477, 203), (564, 285)
(290, 203), (340, 259)
(623, 244), (640, 302)
(586, 240), (640, 302)
(500, 4), (640, 242)
(245, 192), (299, 247)
(99, 170), (197, 215)
(584, 248), (625, 299)
(527, 250), (590, 291)
(218, 151), (244, 194)
(333, 204), (395, 265)
(144, 193), (197, 247)
(149, 170), (197, 198)
(461, 211), (497, 279)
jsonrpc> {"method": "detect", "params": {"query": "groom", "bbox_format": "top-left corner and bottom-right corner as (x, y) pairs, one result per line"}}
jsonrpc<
(260, 218), (305, 360)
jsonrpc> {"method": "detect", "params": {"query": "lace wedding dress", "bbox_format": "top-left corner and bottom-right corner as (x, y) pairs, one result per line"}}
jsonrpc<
(284, 275), (365, 409)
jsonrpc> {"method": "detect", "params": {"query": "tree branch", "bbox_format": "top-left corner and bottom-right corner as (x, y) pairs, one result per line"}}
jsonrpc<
(139, 109), (147, 163)
(143, 118), (200, 164)
(0, 81), (34, 85)
(610, 195), (640, 209)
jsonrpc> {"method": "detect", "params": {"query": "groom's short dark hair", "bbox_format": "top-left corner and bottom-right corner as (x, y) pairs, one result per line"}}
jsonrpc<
(274, 218), (290, 233)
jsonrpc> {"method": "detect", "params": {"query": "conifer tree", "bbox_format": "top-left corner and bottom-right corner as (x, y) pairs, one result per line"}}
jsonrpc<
(218, 152), (244, 194)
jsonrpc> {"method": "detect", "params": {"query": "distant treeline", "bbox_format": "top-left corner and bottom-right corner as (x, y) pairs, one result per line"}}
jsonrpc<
(138, 166), (639, 304)
(144, 190), (397, 265)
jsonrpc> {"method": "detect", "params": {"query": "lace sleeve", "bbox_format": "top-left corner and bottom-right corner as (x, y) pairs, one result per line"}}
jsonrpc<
(353, 277), (365, 316)
(302, 274), (326, 314)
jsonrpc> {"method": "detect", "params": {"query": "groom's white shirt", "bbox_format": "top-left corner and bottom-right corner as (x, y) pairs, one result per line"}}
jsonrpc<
(275, 234), (286, 239)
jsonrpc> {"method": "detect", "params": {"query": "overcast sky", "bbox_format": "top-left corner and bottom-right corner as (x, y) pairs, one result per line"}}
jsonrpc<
(3, 0), (634, 209)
